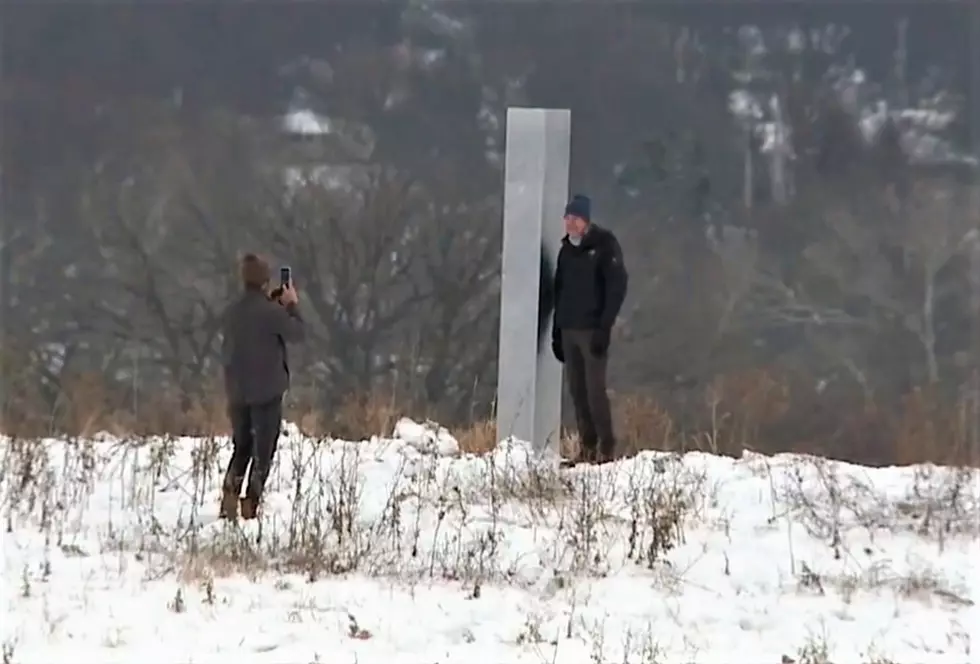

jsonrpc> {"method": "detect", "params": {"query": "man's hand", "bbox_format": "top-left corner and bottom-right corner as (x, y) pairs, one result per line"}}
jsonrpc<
(551, 329), (565, 363)
(551, 338), (565, 363)
(280, 283), (299, 306)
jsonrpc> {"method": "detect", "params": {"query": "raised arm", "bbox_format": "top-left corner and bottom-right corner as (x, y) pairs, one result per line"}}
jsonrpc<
(268, 301), (306, 343)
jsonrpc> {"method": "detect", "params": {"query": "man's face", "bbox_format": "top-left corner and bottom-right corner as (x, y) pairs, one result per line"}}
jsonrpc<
(564, 214), (588, 238)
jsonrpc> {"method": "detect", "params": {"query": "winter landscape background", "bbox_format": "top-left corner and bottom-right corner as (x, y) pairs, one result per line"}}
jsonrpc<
(1, 3), (978, 662)
(2, 3), (979, 466)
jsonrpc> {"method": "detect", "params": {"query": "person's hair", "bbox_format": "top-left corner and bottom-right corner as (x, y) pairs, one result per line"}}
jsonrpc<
(240, 253), (271, 290)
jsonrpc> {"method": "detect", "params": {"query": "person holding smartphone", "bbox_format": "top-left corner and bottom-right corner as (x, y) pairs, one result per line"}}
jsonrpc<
(219, 253), (305, 520)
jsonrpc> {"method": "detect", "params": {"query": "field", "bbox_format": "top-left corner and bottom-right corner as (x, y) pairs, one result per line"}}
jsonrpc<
(1, 419), (976, 664)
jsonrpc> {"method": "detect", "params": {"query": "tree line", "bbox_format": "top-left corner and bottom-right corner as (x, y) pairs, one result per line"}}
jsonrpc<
(2, 3), (976, 466)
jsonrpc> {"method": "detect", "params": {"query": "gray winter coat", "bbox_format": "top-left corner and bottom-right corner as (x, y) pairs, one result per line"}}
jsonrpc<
(221, 290), (305, 406)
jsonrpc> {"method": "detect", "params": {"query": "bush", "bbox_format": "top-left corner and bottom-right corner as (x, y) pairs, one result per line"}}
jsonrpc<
(2, 368), (973, 468)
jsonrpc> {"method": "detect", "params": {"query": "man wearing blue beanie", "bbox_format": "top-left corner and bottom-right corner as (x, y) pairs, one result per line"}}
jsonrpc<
(552, 194), (628, 464)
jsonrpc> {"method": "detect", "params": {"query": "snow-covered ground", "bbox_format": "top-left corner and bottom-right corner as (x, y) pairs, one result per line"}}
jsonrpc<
(1, 419), (977, 664)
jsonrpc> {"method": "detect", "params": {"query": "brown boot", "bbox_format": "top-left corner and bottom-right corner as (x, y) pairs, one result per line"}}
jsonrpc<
(219, 489), (239, 520)
(239, 495), (260, 520)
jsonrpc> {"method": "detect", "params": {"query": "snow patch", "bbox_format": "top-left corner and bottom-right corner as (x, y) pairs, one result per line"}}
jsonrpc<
(392, 417), (460, 456)
(1, 426), (975, 664)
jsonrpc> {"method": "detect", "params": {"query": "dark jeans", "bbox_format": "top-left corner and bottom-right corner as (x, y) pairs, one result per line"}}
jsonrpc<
(561, 329), (616, 458)
(223, 396), (283, 501)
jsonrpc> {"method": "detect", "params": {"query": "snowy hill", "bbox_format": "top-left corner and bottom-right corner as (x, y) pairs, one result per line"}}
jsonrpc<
(1, 421), (976, 663)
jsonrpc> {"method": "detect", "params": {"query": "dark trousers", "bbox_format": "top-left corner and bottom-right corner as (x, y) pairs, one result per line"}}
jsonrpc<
(223, 397), (283, 501)
(561, 329), (616, 459)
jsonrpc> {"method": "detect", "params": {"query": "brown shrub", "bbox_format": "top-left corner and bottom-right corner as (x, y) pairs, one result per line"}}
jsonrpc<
(1, 369), (974, 469)
(454, 418), (497, 455)
(895, 387), (972, 466)
(613, 371), (975, 468)
(318, 390), (399, 441)
(615, 393), (676, 455)
(704, 368), (792, 456)
(54, 372), (115, 438)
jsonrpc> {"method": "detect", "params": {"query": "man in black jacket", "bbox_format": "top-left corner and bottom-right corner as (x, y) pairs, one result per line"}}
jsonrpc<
(552, 195), (628, 464)
(219, 253), (305, 519)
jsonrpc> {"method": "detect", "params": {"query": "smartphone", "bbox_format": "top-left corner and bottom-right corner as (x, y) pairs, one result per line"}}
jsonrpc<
(280, 266), (291, 288)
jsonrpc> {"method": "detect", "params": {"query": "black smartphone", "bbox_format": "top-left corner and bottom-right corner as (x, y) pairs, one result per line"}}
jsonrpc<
(280, 266), (291, 288)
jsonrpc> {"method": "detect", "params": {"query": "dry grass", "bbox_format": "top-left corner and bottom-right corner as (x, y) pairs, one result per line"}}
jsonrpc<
(454, 418), (498, 455)
(0, 416), (711, 662)
(614, 394), (676, 456)
(0, 427), (699, 586)
(1, 367), (976, 468)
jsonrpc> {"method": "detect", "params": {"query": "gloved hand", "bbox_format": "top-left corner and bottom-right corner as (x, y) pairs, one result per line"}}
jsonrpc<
(590, 328), (611, 357)
(551, 333), (565, 363)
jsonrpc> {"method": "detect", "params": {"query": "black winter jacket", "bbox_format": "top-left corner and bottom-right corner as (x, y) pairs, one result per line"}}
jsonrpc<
(552, 225), (628, 340)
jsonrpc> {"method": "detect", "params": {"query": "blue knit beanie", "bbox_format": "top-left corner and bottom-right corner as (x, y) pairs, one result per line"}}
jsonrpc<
(564, 194), (591, 222)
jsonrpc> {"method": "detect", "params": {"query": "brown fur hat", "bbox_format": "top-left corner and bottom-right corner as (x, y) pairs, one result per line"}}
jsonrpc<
(240, 253), (271, 290)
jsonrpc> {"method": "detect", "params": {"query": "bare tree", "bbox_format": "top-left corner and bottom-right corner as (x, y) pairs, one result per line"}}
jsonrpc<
(897, 184), (979, 383)
(801, 182), (977, 387)
(72, 106), (250, 406)
(404, 181), (501, 420)
(262, 168), (431, 402)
